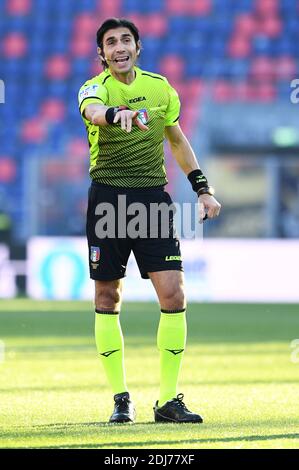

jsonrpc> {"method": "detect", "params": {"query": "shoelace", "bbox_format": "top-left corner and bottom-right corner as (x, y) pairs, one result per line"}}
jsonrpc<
(173, 393), (189, 411)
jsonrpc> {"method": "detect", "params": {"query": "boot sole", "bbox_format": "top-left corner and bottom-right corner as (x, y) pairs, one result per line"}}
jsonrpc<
(154, 411), (203, 423)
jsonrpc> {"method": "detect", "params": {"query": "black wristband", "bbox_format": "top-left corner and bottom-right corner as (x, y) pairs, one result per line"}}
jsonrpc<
(105, 107), (119, 125)
(105, 106), (129, 125)
(187, 169), (209, 193)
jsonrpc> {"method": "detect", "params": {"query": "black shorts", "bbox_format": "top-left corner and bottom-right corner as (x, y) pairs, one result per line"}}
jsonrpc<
(86, 181), (183, 280)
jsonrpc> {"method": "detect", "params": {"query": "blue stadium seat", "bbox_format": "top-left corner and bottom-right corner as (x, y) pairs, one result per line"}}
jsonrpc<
(73, 0), (97, 11)
(141, 0), (164, 13)
(168, 16), (193, 35)
(222, 59), (250, 79)
(47, 81), (68, 98)
(253, 36), (274, 56)
(4, 17), (28, 32)
(122, 0), (143, 12)
(2, 0), (299, 241)
(274, 37), (297, 56)
(185, 61), (204, 78)
(233, 0), (254, 13)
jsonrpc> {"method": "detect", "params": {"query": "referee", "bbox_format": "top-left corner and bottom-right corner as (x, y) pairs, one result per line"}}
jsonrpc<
(78, 18), (221, 424)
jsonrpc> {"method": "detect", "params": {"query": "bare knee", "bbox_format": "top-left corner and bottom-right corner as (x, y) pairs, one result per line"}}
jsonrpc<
(161, 286), (186, 310)
(95, 280), (122, 311)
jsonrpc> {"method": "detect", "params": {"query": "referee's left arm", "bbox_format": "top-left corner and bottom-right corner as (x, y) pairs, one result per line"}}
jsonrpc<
(165, 125), (200, 174)
(165, 125), (221, 221)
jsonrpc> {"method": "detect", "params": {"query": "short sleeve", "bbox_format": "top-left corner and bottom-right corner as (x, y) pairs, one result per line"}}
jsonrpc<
(78, 82), (108, 117)
(164, 81), (181, 127)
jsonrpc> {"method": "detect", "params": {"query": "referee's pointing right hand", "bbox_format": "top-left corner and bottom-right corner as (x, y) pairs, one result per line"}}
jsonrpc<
(113, 109), (149, 132)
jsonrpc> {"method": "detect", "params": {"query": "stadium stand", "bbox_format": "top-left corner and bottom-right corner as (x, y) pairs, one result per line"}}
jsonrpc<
(0, 0), (298, 239)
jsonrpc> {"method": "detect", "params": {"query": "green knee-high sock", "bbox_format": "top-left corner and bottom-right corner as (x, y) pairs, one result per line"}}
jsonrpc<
(157, 309), (187, 406)
(95, 310), (127, 395)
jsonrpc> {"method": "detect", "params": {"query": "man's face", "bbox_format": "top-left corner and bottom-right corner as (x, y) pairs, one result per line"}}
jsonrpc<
(100, 27), (140, 73)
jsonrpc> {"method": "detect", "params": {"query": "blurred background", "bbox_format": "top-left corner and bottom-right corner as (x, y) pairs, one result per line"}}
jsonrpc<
(0, 0), (299, 301)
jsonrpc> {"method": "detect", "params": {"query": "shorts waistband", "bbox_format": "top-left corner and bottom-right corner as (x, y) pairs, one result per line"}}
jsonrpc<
(91, 181), (166, 193)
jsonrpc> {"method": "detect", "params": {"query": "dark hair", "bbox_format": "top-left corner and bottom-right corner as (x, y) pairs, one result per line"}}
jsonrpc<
(96, 18), (140, 68)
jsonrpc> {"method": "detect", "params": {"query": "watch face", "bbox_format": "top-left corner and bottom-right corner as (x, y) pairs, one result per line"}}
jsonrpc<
(198, 186), (215, 196)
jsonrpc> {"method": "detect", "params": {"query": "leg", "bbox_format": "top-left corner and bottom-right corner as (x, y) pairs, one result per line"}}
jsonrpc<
(148, 270), (187, 406)
(94, 279), (128, 396)
(148, 270), (186, 310)
(95, 279), (123, 311)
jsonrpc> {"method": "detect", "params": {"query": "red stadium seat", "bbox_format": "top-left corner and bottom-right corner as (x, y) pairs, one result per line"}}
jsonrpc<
(2, 33), (27, 58)
(90, 59), (103, 76)
(96, 0), (122, 17)
(70, 35), (94, 57)
(166, 0), (211, 15)
(43, 162), (64, 182)
(21, 118), (47, 143)
(122, 14), (145, 32)
(257, 16), (282, 37)
(143, 14), (167, 37)
(255, 0), (279, 16)
(45, 55), (71, 79)
(187, 79), (206, 100)
(66, 138), (89, 160)
(235, 14), (258, 37)
(6, 0), (31, 15)
(228, 35), (251, 58)
(0, 157), (16, 183)
(159, 55), (185, 81)
(166, 0), (190, 14)
(250, 56), (275, 81)
(189, 0), (212, 15)
(212, 81), (234, 102)
(255, 82), (276, 101)
(274, 56), (296, 80)
(73, 13), (99, 37)
(40, 99), (66, 122)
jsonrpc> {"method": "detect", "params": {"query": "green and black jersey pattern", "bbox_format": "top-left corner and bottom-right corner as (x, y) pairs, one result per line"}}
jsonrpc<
(78, 66), (180, 188)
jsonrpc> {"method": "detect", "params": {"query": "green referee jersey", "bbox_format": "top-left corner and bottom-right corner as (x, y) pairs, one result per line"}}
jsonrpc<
(78, 66), (180, 188)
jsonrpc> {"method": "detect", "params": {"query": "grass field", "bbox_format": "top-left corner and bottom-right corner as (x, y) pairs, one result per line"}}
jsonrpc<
(0, 299), (299, 449)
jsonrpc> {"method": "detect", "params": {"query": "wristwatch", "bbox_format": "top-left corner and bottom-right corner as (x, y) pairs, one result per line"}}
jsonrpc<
(197, 186), (215, 197)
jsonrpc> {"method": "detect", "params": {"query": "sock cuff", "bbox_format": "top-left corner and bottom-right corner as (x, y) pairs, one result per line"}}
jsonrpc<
(161, 308), (186, 314)
(95, 309), (119, 315)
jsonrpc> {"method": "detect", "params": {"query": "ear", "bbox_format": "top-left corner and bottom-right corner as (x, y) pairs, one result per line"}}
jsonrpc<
(97, 47), (105, 61)
(137, 40), (141, 55)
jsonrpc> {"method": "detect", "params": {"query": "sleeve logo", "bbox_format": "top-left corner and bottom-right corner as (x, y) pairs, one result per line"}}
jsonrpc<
(79, 84), (99, 104)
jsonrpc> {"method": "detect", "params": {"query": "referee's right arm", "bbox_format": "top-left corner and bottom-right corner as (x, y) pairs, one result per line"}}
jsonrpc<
(84, 104), (148, 132)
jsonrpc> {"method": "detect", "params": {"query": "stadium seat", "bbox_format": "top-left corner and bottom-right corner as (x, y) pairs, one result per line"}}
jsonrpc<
(255, 0), (279, 16)
(228, 36), (251, 58)
(250, 57), (275, 81)
(21, 117), (48, 143)
(70, 36), (94, 57)
(40, 99), (66, 122)
(2, 33), (27, 57)
(6, 0), (31, 15)
(96, 0), (122, 17)
(234, 14), (258, 37)
(159, 55), (185, 81)
(2, 0), (298, 241)
(44, 55), (71, 79)
(274, 56), (296, 80)
(0, 158), (17, 183)
(257, 16), (282, 37)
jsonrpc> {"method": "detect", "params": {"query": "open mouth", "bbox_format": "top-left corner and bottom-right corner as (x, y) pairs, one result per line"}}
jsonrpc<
(114, 56), (129, 63)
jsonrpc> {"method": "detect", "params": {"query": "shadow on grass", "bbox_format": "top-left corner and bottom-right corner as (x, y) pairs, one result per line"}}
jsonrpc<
(9, 432), (299, 449)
